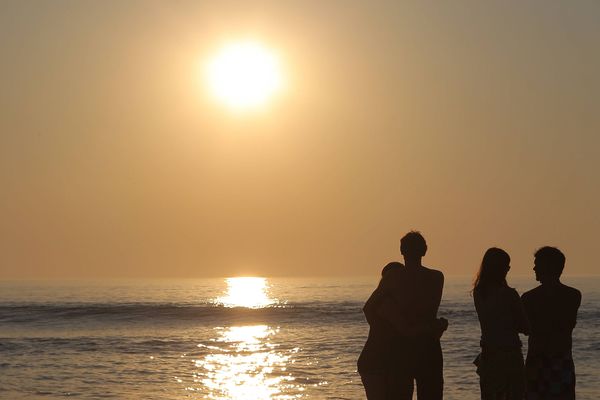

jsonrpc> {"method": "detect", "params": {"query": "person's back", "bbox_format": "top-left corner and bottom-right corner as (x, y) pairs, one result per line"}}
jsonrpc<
(395, 266), (443, 333)
(522, 246), (581, 400)
(472, 248), (529, 400)
(522, 283), (581, 355)
(474, 285), (527, 350)
(386, 232), (445, 400)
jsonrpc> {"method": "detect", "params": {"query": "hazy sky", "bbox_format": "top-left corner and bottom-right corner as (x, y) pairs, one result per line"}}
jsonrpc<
(1, 1), (598, 279)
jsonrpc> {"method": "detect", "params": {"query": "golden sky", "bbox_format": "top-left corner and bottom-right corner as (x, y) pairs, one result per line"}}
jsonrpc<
(1, 1), (598, 279)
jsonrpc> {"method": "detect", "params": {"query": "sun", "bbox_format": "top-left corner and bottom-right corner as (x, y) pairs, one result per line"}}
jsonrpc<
(206, 41), (284, 110)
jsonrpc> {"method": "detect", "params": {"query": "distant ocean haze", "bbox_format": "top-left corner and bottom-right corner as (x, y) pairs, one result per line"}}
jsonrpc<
(0, 276), (597, 399)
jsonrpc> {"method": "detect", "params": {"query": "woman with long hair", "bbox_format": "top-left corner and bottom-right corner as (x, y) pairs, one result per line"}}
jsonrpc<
(473, 247), (530, 400)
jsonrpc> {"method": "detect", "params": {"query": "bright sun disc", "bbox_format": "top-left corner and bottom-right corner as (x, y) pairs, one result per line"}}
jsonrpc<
(206, 41), (283, 110)
(217, 277), (274, 308)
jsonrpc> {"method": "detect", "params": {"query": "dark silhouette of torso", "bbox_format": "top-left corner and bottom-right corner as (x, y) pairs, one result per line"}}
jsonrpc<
(358, 239), (445, 400)
(522, 283), (581, 355)
(383, 263), (445, 399)
(522, 281), (581, 400)
(357, 263), (401, 375)
(474, 286), (529, 349)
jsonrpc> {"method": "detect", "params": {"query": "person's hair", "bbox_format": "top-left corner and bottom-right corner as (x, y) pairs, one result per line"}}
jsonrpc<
(400, 231), (427, 258)
(381, 261), (402, 276)
(534, 246), (566, 277)
(472, 247), (511, 297)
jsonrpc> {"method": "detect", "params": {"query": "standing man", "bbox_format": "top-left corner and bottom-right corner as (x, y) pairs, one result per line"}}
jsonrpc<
(522, 247), (582, 400)
(386, 231), (445, 400)
(358, 231), (446, 399)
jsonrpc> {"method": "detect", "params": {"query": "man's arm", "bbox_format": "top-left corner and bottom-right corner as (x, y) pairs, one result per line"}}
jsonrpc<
(429, 270), (444, 317)
(421, 271), (446, 337)
(560, 288), (582, 332)
(511, 289), (531, 335)
(521, 292), (534, 332)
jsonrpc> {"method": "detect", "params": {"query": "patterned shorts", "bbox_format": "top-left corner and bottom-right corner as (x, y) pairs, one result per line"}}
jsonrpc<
(525, 352), (575, 400)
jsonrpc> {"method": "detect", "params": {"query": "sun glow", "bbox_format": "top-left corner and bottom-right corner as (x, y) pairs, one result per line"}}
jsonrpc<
(217, 277), (275, 308)
(206, 41), (283, 110)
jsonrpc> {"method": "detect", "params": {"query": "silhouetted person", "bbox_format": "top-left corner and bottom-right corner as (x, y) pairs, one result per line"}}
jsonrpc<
(358, 231), (447, 399)
(473, 248), (530, 400)
(358, 261), (404, 399)
(522, 247), (581, 400)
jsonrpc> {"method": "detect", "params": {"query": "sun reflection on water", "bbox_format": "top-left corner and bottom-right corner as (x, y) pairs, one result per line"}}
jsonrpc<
(193, 325), (301, 399)
(216, 277), (276, 308)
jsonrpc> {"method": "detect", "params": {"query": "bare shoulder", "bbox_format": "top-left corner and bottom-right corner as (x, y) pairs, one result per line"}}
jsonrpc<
(562, 284), (581, 296)
(522, 285), (542, 301)
(561, 284), (582, 302)
(422, 266), (444, 283)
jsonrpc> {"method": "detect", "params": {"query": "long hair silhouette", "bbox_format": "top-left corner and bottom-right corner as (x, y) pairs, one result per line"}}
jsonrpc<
(472, 247), (510, 298)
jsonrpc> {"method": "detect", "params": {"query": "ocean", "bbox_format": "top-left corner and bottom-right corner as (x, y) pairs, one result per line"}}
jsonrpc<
(0, 276), (597, 399)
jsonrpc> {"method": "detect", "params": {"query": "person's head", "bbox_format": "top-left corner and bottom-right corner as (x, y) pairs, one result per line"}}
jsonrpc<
(534, 246), (565, 284)
(400, 231), (427, 261)
(473, 247), (511, 296)
(381, 262), (402, 276)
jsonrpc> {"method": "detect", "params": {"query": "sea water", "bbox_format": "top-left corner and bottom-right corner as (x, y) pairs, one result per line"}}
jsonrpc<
(0, 276), (598, 399)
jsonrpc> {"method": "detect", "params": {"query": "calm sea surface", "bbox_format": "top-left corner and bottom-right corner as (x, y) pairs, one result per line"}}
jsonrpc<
(0, 276), (598, 399)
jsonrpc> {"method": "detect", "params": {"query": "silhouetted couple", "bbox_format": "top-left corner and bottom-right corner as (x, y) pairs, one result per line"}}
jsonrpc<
(358, 231), (448, 399)
(473, 246), (581, 400)
(358, 232), (581, 400)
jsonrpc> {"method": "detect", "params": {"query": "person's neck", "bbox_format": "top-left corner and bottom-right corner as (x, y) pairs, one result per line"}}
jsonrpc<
(403, 258), (422, 269)
(541, 279), (561, 289)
